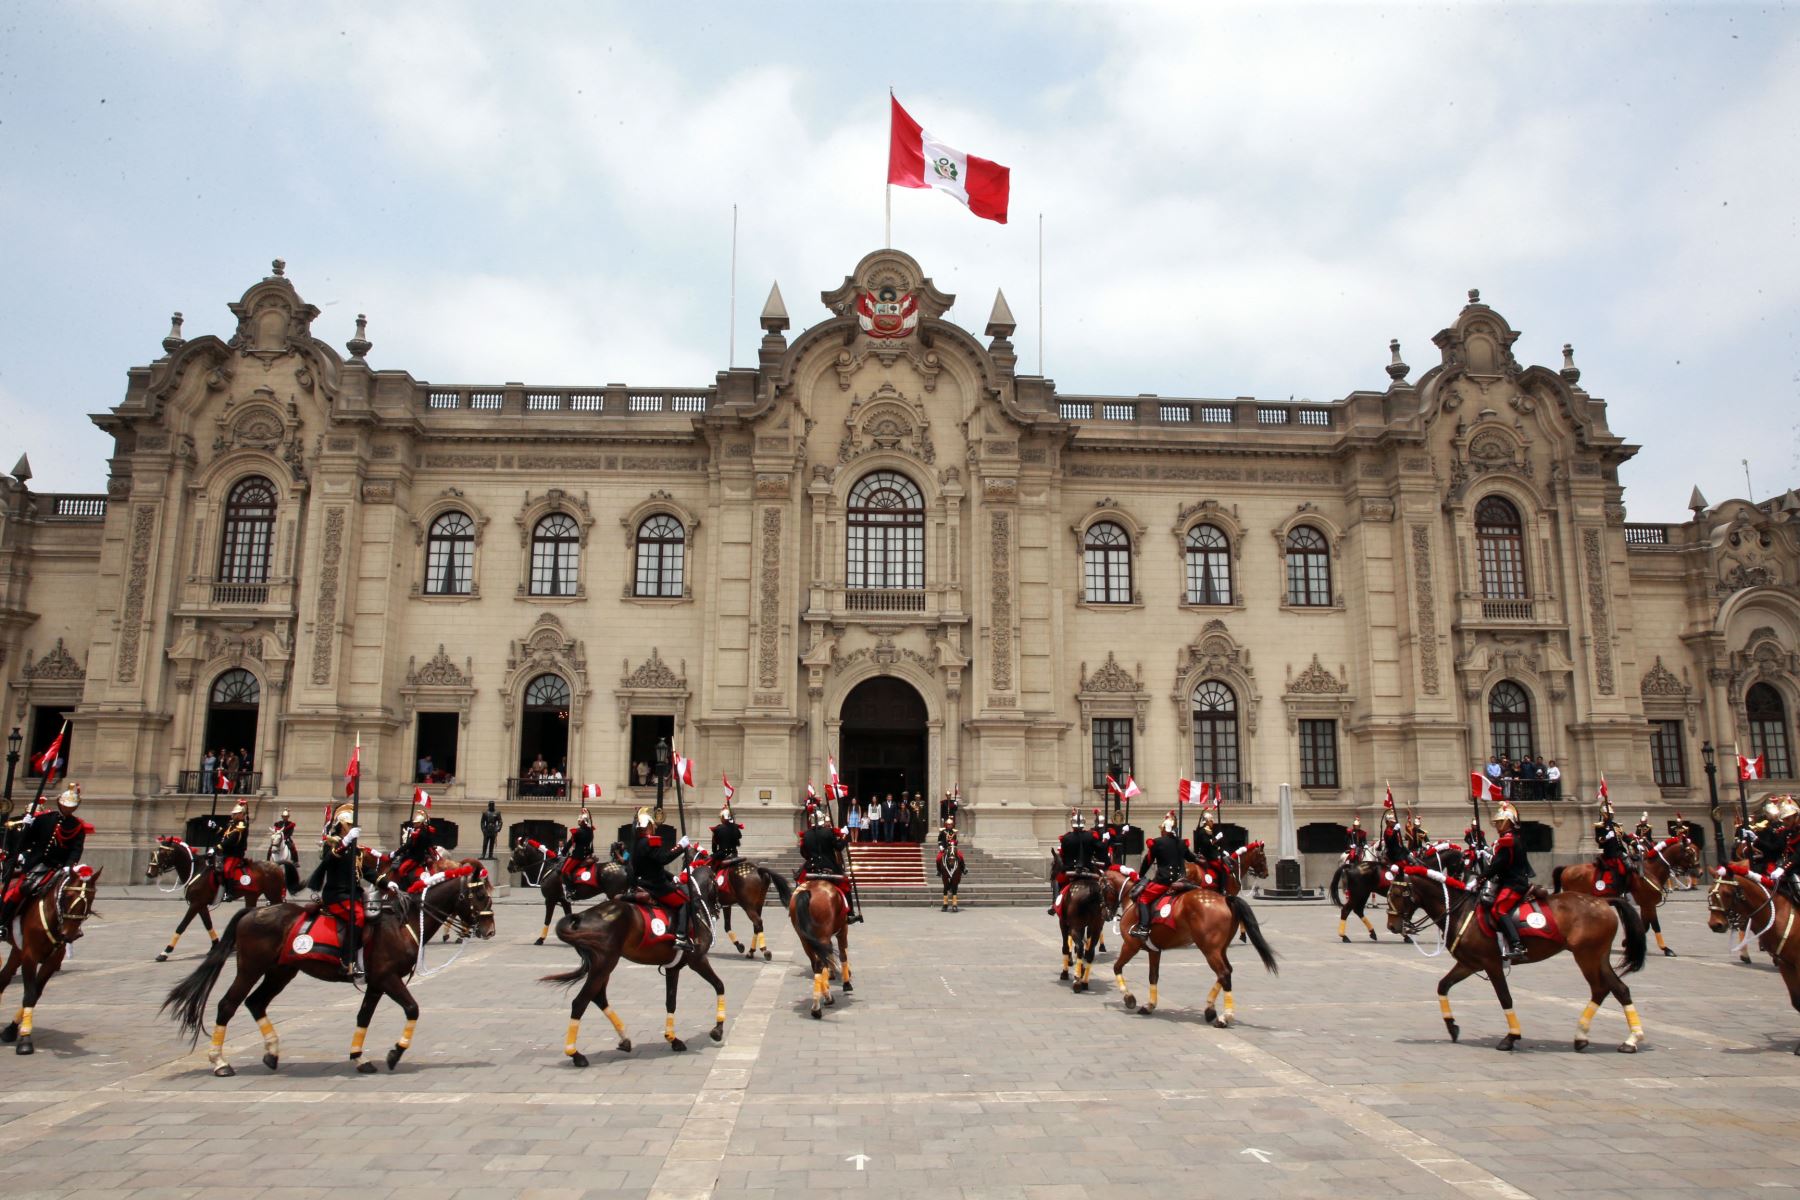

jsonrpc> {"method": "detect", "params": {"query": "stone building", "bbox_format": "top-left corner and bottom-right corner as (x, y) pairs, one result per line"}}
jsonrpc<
(2, 249), (1796, 879)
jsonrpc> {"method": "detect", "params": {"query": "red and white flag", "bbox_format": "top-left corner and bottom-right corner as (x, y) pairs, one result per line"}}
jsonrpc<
(217, 770), (233, 794)
(343, 740), (361, 798)
(1740, 754), (1767, 781)
(33, 722), (67, 786)
(827, 756), (845, 800)
(1470, 771), (1504, 803)
(888, 95), (1010, 224)
(1596, 774), (1609, 803)
(721, 774), (735, 804)
(1177, 779), (1203, 806)
(581, 782), (602, 800)
(1107, 774), (1142, 800)
(672, 751), (695, 788)
(413, 787), (431, 809)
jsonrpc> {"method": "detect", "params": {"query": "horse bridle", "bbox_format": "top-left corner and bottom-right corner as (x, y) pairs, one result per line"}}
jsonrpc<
(40, 868), (97, 947)
(1710, 876), (1775, 943)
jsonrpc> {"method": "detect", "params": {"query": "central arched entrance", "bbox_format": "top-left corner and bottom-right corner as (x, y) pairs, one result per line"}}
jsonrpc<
(839, 676), (928, 829)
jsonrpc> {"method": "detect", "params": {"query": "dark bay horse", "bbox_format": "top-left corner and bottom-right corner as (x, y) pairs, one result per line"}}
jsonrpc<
(542, 891), (728, 1065)
(1112, 887), (1277, 1025)
(938, 847), (965, 912)
(1554, 836), (1700, 956)
(163, 864), (496, 1075)
(509, 839), (626, 945)
(1, 864), (102, 1055)
(1707, 865), (1800, 1053)
(788, 878), (852, 1018)
(146, 838), (286, 961)
(1330, 858), (1395, 942)
(1057, 874), (1105, 991)
(1387, 866), (1646, 1052)
(695, 856), (792, 958)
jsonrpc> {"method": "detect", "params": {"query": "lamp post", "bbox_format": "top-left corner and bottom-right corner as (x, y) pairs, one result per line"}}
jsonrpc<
(1702, 740), (1725, 865)
(654, 736), (670, 826)
(2, 727), (20, 816)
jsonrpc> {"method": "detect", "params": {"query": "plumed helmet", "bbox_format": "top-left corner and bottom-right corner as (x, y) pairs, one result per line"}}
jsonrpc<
(1161, 811), (1177, 834)
(280, 808), (290, 820)
(720, 806), (732, 821)
(635, 806), (653, 828)
(231, 799), (248, 815)
(1351, 816), (1361, 827)
(1069, 808), (1086, 829)
(333, 803), (356, 828)
(57, 784), (80, 813)
(810, 806), (831, 827)
(1765, 800), (1785, 821)
(1780, 797), (1800, 821)
(1495, 802), (1518, 827)
(578, 808), (593, 827)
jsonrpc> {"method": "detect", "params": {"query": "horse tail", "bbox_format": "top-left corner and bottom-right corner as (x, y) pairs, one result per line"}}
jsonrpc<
(283, 861), (302, 894)
(1610, 898), (1647, 976)
(1328, 865), (1346, 909)
(160, 906), (247, 1044)
(1227, 895), (1279, 975)
(540, 933), (594, 988)
(758, 866), (793, 907)
(791, 884), (840, 972)
(1551, 865), (1565, 894)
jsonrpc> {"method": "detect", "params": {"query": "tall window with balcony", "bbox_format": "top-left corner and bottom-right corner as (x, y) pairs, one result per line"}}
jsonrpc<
(529, 513), (581, 597)
(1284, 525), (1331, 607)
(1191, 681), (1241, 799)
(1649, 720), (1687, 787)
(1184, 524), (1233, 605)
(424, 512), (475, 596)
(1488, 680), (1534, 764)
(1748, 683), (1793, 778)
(1083, 522), (1132, 604)
(633, 515), (686, 598)
(217, 476), (276, 601)
(1476, 495), (1530, 618)
(846, 471), (924, 610)
(1091, 718), (1133, 790)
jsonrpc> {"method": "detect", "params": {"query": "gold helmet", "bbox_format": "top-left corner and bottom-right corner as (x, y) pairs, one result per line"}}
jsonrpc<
(231, 799), (248, 816)
(1161, 811), (1177, 834)
(1069, 808), (1086, 830)
(57, 784), (81, 813)
(1780, 797), (1800, 823)
(635, 805), (653, 829)
(1495, 801), (1518, 828)
(280, 808), (291, 820)
(578, 808), (593, 827)
(333, 803), (356, 829)
(720, 806), (733, 822)
(1765, 800), (1785, 821)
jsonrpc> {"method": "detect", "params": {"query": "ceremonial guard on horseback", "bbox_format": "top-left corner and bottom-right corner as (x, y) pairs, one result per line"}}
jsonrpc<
(1189, 807), (1230, 892)
(563, 808), (599, 884)
(311, 803), (368, 978)
(789, 805), (860, 1016)
(936, 816), (965, 912)
(1, 784), (90, 933)
(626, 806), (699, 956)
(1, 780), (102, 1055)
(1050, 807), (1103, 914)
(1343, 816), (1368, 864)
(1591, 797), (1631, 902)
(1126, 812), (1200, 943)
(215, 799), (252, 893)
(380, 791), (439, 901)
(269, 808), (301, 891)
(1380, 802), (1408, 869)
(1479, 801), (1534, 961)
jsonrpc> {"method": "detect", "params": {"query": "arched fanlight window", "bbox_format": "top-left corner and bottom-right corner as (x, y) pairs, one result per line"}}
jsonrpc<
(209, 668), (260, 707)
(634, 514), (686, 598)
(424, 511), (475, 595)
(1191, 680), (1240, 791)
(846, 471), (925, 590)
(530, 513), (581, 596)
(1184, 523), (1232, 605)
(1488, 680), (1533, 763)
(1284, 524), (1331, 607)
(1475, 495), (1528, 600)
(1748, 682), (1793, 779)
(524, 673), (571, 711)
(1083, 521), (1132, 604)
(218, 476), (277, 584)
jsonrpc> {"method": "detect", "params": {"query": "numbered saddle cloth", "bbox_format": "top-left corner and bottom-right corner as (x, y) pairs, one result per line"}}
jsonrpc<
(631, 903), (678, 947)
(279, 909), (350, 966)
(1476, 899), (1561, 943)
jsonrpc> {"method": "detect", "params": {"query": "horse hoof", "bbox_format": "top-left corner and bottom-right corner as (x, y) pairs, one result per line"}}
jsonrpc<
(156, 952), (171, 962)
(1339, 935), (1350, 943)
(842, 980), (853, 993)
(669, 1038), (687, 1053)
(810, 1007), (822, 1020)
(617, 1039), (632, 1054)
(824, 992), (836, 1007)
(761, 950), (772, 962)
(1573, 1039), (1588, 1053)
(1122, 994), (1138, 1012)
(570, 1052), (589, 1069)
(0, 1023), (16, 1044)
(736, 944), (749, 956)
(1496, 1036), (1517, 1052)
(16, 1038), (35, 1056)
(1203, 1007), (1217, 1023)
(1097, 943), (1107, 954)
(1446, 1020), (1460, 1043)
(710, 1023), (724, 1043)
(262, 1053), (280, 1072)
(386, 1046), (404, 1071)
(1401, 935), (1413, 944)
(1213, 1014), (1233, 1029)
(533, 937), (545, 946)
(1371, 932), (1380, 942)
(1661, 948), (1677, 957)
(1616, 1041), (1639, 1055)
(356, 1060), (377, 1075)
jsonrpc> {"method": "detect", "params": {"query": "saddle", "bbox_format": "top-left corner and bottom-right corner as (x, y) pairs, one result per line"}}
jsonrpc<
(1145, 881), (1201, 927)
(562, 858), (601, 886)
(1474, 895), (1561, 943)
(1592, 859), (1634, 897)
(621, 893), (679, 946)
(279, 906), (351, 966)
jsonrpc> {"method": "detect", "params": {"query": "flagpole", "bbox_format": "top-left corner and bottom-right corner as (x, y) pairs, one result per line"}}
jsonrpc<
(885, 86), (894, 249)
(728, 203), (738, 369)
(1735, 742), (1750, 824)
(1037, 212), (1044, 376)
(29, 719), (69, 811)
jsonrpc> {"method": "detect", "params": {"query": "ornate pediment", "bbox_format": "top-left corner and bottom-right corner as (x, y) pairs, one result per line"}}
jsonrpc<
(621, 648), (686, 691)
(22, 638), (84, 681)
(1286, 655), (1348, 695)
(1079, 652), (1142, 694)
(1077, 652), (1147, 733)
(837, 384), (935, 465)
(408, 644), (473, 688)
(1176, 619), (1251, 680)
(1639, 656), (1689, 698)
(227, 261), (321, 361)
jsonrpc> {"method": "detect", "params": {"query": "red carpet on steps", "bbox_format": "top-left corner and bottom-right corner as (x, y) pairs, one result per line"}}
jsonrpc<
(847, 844), (927, 887)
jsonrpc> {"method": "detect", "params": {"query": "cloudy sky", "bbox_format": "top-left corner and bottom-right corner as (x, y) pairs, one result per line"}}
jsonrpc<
(4, 2), (1796, 518)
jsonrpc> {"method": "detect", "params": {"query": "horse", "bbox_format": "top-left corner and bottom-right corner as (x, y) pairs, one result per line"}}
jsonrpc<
(1057, 874), (1106, 991)
(146, 838), (287, 962)
(937, 845), (966, 912)
(162, 863), (496, 1076)
(788, 878), (852, 1018)
(1553, 836), (1701, 956)
(540, 886), (728, 1066)
(509, 839), (627, 945)
(0, 864), (102, 1055)
(694, 856), (792, 958)
(1111, 885), (1277, 1025)
(1330, 857), (1397, 942)
(1386, 866), (1646, 1052)
(266, 828), (303, 894)
(1707, 865), (1800, 1052)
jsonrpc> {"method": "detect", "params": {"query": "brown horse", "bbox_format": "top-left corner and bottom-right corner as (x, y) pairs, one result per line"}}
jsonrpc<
(509, 839), (627, 945)
(1386, 867), (1646, 1052)
(788, 878), (852, 1018)
(938, 846), (965, 912)
(541, 891), (727, 1065)
(1707, 866), (1800, 1053)
(1553, 836), (1701, 957)
(1330, 858), (1395, 942)
(162, 863), (496, 1076)
(1111, 887), (1277, 1025)
(146, 838), (286, 962)
(0, 864), (102, 1055)
(694, 856), (793, 958)
(1057, 874), (1106, 991)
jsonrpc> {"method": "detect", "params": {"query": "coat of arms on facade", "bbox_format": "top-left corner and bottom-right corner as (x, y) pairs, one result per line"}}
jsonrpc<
(856, 284), (918, 339)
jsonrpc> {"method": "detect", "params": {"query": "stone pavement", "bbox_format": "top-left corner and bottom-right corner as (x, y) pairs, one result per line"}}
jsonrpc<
(0, 889), (1795, 1200)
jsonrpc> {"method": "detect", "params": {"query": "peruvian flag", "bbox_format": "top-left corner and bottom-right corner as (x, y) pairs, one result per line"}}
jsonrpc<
(217, 770), (233, 794)
(888, 95), (1010, 224)
(1177, 779), (1214, 807)
(1740, 754), (1767, 781)
(581, 782), (601, 800)
(721, 774), (735, 804)
(413, 787), (432, 809)
(343, 741), (360, 798)
(1470, 771), (1504, 803)
(827, 755), (846, 800)
(32, 723), (66, 782)
(1596, 774), (1609, 803)
(1107, 774), (1142, 800)
(672, 751), (696, 788)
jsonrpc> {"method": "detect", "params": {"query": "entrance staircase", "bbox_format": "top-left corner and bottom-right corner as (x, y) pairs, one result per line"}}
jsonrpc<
(755, 842), (1047, 907)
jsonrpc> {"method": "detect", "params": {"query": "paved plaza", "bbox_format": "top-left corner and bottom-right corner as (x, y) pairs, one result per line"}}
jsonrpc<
(0, 889), (1795, 1200)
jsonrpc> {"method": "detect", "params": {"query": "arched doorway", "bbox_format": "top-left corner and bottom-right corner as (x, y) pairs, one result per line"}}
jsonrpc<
(204, 668), (260, 787)
(839, 677), (928, 830)
(518, 673), (571, 783)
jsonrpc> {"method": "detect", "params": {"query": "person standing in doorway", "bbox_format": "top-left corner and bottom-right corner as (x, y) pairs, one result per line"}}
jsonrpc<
(847, 799), (862, 844)
(201, 749), (217, 795)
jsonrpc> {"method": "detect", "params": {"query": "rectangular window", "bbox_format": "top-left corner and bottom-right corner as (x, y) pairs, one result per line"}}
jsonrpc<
(415, 711), (460, 780)
(1649, 720), (1686, 787)
(1091, 719), (1133, 792)
(628, 714), (676, 789)
(1299, 719), (1339, 789)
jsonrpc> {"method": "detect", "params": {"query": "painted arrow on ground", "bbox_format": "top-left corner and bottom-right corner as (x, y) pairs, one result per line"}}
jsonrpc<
(1241, 1148), (1273, 1164)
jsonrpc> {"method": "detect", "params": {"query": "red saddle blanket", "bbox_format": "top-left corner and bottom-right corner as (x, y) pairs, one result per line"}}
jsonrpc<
(1475, 899), (1561, 942)
(1592, 863), (1633, 897)
(629, 903), (677, 947)
(279, 909), (350, 966)
(216, 863), (263, 900)
(1144, 885), (1202, 928)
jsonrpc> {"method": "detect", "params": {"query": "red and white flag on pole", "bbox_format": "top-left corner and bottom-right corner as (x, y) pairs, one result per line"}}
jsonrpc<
(413, 787), (432, 809)
(827, 756), (845, 800)
(1596, 774), (1609, 803)
(888, 95), (1010, 224)
(805, 780), (821, 806)
(1105, 774), (1142, 801)
(32, 723), (66, 785)
(343, 740), (361, 798)
(1178, 779), (1216, 807)
(1740, 754), (1767, 781)
(672, 751), (695, 788)
(581, 782), (601, 800)
(218, 770), (233, 794)
(1470, 771), (1504, 803)
(721, 774), (735, 805)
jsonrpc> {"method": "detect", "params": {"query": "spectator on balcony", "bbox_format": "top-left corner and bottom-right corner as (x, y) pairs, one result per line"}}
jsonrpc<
(238, 746), (253, 792)
(1545, 759), (1562, 801)
(847, 800), (862, 844)
(201, 750), (217, 795)
(418, 752), (434, 782)
(529, 753), (549, 778)
(634, 760), (650, 787)
(223, 749), (241, 790)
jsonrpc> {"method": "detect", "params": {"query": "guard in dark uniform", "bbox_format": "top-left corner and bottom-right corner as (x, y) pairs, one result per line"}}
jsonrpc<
(385, 796), (439, 897)
(710, 805), (744, 868)
(1, 786), (91, 926)
(1127, 813), (1199, 942)
(797, 807), (862, 922)
(627, 807), (697, 951)
(1763, 799), (1800, 901)
(479, 802), (503, 859)
(306, 803), (365, 978)
(1633, 811), (1655, 844)
(1592, 798), (1631, 896)
(562, 809), (597, 882)
(1049, 808), (1101, 913)
(1404, 814), (1430, 856)
(271, 809), (298, 860)
(1343, 817), (1368, 864)
(1380, 810), (1408, 867)
(1462, 820), (1488, 874)
(216, 799), (251, 893)
(1480, 801), (1532, 961)
(936, 817), (965, 911)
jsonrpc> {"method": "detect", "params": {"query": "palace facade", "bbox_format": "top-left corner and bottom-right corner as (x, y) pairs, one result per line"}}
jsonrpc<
(3, 249), (1798, 879)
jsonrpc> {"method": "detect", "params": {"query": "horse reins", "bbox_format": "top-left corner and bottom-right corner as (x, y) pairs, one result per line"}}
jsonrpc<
(37, 868), (97, 949)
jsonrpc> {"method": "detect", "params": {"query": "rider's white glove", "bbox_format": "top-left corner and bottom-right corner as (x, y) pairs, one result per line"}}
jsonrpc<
(677, 836), (691, 850)
(345, 827), (361, 844)
(421, 871), (445, 887)
(1772, 867), (1786, 880)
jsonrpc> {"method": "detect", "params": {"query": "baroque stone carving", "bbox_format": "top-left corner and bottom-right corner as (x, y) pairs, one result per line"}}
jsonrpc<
(1410, 524), (1440, 695)
(1360, 497), (1395, 522)
(1172, 620), (1259, 734)
(1077, 652), (1147, 733)
(1079, 653), (1141, 694)
(360, 481), (396, 503)
(989, 511), (1013, 691)
(757, 507), (782, 690)
(621, 648), (685, 690)
(1582, 528), (1615, 694)
(310, 507), (346, 685)
(116, 505), (157, 683)
(1639, 656), (1688, 697)
(1286, 655), (1348, 695)
(424, 454), (497, 469)
(408, 644), (473, 687)
(24, 638), (85, 681)
(983, 478), (1018, 500)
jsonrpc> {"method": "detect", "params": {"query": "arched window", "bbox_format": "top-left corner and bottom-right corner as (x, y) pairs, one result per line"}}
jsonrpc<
(1475, 496), (1528, 599)
(210, 668), (260, 706)
(424, 512), (475, 595)
(524, 673), (571, 710)
(1748, 683), (1793, 778)
(1184, 524), (1232, 605)
(846, 471), (925, 590)
(218, 476), (277, 584)
(1488, 680), (1533, 764)
(1083, 522), (1132, 604)
(1191, 680), (1241, 794)
(1285, 525), (1331, 607)
(634, 514), (686, 597)
(530, 513), (581, 596)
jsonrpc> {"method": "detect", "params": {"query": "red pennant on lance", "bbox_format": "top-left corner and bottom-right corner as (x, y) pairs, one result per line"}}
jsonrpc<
(672, 751), (696, 788)
(721, 774), (735, 804)
(413, 787), (431, 809)
(1470, 771), (1504, 802)
(582, 782), (601, 800)
(887, 95), (1010, 224)
(806, 780), (820, 804)
(32, 725), (65, 778)
(1739, 754), (1766, 781)
(343, 744), (360, 798)
(1596, 774), (1609, 803)
(827, 755), (846, 800)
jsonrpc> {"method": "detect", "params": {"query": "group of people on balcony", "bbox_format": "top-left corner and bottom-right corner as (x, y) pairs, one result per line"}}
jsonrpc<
(1484, 753), (1562, 801)
(519, 753), (567, 797)
(198, 747), (253, 794)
